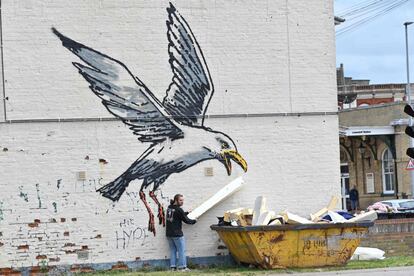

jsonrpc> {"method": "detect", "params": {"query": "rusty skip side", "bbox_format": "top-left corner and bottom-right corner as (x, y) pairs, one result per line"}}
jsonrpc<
(211, 222), (373, 269)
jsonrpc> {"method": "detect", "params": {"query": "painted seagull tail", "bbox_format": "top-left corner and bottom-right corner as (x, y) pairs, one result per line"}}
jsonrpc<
(97, 175), (130, 202)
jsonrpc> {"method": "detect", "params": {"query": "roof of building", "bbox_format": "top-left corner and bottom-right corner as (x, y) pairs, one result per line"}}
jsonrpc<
(339, 126), (395, 137)
(339, 101), (408, 128)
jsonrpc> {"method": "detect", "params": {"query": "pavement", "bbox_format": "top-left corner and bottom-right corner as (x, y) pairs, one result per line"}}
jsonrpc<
(269, 266), (414, 276)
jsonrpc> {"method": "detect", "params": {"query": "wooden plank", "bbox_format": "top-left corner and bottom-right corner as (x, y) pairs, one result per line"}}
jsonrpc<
(310, 207), (328, 222)
(187, 177), (244, 220)
(327, 196), (340, 210)
(310, 195), (340, 222)
(280, 211), (314, 224)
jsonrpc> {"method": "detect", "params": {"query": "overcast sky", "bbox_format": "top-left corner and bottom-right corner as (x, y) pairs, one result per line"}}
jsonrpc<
(335, 0), (414, 84)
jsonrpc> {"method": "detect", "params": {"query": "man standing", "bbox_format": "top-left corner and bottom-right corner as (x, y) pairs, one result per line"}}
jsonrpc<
(166, 194), (196, 271)
(349, 185), (359, 212)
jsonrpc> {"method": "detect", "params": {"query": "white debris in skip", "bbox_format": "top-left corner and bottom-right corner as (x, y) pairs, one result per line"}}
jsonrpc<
(268, 217), (283, 225)
(327, 210), (347, 223)
(348, 210), (378, 223)
(256, 211), (275, 226)
(219, 194), (378, 227)
(252, 196), (267, 225)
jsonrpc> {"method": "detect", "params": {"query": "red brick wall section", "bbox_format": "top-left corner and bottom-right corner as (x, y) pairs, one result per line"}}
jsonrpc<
(360, 218), (414, 256)
(357, 98), (394, 107)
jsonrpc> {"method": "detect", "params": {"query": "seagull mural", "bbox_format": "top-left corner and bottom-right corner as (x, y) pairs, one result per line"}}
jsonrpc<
(52, 3), (247, 235)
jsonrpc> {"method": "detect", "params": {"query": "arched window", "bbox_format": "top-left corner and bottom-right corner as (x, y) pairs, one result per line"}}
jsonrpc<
(382, 148), (395, 194)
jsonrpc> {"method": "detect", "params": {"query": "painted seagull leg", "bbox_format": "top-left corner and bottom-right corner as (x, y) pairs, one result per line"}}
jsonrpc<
(149, 190), (166, 227)
(139, 191), (156, 236)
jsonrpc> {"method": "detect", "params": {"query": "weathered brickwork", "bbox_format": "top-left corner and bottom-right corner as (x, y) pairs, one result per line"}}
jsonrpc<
(361, 219), (414, 256)
(0, 0), (338, 272)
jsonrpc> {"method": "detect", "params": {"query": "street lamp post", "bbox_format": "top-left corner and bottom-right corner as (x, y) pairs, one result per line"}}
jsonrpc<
(404, 21), (414, 199)
(359, 142), (366, 193)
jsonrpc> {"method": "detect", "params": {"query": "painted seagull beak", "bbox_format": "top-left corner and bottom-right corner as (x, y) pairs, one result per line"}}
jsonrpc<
(220, 150), (248, 175)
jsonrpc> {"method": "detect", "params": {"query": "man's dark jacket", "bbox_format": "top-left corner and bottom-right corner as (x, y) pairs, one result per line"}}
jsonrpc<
(166, 204), (196, 237)
(349, 188), (359, 201)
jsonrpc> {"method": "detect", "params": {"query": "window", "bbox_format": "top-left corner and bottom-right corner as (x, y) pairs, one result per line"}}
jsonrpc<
(399, 201), (414, 209)
(366, 173), (375, 194)
(382, 148), (395, 194)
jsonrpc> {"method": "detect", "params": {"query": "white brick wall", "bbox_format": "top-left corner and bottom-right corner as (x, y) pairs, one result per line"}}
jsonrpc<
(2, 0), (336, 120)
(0, 0), (339, 269)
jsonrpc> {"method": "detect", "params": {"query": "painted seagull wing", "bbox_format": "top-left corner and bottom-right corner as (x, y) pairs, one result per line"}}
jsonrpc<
(52, 28), (183, 143)
(162, 3), (214, 127)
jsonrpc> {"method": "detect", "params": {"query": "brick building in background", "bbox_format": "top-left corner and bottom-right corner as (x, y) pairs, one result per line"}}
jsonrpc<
(337, 65), (413, 210)
(339, 103), (412, 210)
(0, 0), (339, 273)
(337, 64), (409, 110)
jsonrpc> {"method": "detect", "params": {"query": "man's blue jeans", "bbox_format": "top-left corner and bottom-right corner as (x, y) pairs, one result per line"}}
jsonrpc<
(351, 199), (358, 210)
(167, 236), (187, 268)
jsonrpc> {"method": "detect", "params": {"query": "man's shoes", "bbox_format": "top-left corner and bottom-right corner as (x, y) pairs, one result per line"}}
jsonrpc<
(178, 267), (190, 272)
(170, 266), (177, 271)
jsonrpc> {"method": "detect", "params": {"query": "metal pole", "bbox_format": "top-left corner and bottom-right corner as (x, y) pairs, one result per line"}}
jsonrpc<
(404, 22), (414, 199)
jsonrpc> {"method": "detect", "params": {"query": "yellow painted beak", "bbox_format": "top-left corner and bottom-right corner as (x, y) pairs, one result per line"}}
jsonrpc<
(221, 150), (248, 175)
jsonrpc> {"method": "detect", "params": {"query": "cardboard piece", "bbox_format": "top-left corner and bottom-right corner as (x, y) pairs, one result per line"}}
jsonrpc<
(223, 208), (244, 222)
(187, 177), (244, 220)
(244, 214), (253, 226)
(241, 208), (253, 215)
(230, 213), (247, 226)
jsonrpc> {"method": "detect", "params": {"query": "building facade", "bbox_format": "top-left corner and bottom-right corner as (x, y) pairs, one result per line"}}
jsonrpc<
(339, 102), (412, 210)
(337, 64), (408, 110)
(0, 0), (339, 272)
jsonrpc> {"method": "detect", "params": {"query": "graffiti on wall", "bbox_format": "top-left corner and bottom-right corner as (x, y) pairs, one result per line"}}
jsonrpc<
(115, 218), (149, 249)
(52, 3), (247, 235)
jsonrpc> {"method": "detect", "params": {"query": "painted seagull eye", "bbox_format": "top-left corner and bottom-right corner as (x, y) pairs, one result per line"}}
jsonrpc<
(222, 142), (229, 149)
